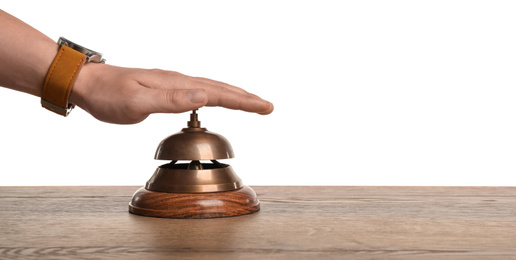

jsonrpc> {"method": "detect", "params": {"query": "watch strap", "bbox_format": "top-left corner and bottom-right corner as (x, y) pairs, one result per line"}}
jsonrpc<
(41, 45), (87, 116)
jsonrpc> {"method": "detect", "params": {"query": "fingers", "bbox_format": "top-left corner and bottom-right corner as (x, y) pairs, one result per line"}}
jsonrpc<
(138, 69), (274, 114)
(186, 77), (273, 114)
(138, 88), (208, 114)
(203, 84), (274, 114)
(190, 76), (249, 95)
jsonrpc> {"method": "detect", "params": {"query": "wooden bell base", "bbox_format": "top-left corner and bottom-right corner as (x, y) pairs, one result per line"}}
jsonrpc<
(129, 185), (260, 219)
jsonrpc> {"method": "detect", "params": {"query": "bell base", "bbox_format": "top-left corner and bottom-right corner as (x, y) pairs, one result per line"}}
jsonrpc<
(129, 185), (260, 219)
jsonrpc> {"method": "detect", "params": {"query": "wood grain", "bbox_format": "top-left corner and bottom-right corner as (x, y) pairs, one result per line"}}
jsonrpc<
(129, 185), (260, 218)
(0, 186), (515, 259)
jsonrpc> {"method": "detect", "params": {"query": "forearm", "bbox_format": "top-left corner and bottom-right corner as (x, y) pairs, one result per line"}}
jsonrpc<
(0, 9), (57, 97)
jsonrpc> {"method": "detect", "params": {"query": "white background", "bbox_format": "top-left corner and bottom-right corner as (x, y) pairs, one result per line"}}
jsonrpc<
(1, 0), (515, 186)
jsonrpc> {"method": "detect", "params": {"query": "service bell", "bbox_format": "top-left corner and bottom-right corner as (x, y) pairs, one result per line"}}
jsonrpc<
(129, 110), (260, 218)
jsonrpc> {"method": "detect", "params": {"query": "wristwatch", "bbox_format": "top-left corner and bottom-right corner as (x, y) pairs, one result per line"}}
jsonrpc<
(41, 37), (105, 116)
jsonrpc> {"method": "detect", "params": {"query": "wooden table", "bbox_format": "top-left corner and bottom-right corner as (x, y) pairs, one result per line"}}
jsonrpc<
(0, 186), (515, 259)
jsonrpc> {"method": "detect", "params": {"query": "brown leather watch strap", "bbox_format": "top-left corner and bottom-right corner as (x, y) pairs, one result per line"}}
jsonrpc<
(41, 45), (87, 116)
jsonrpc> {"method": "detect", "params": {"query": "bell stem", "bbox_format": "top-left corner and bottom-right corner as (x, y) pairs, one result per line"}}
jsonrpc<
(187, 109), (201, 128)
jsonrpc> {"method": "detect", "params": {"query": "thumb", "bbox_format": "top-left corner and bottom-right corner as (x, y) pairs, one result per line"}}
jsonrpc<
(142, 88), (208, 114)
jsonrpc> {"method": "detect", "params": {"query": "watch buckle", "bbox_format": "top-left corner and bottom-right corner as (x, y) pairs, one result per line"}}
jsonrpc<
(41, 99), (75, 117)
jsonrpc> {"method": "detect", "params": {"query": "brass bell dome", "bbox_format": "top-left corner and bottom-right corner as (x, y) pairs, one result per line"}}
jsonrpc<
(154, 110), (234, 160)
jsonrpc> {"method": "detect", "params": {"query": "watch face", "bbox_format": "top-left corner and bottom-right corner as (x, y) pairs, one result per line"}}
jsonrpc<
(58, 37), (105, 63)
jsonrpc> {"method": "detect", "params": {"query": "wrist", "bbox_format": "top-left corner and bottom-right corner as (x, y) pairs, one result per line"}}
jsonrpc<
(70, 62), (103, 108)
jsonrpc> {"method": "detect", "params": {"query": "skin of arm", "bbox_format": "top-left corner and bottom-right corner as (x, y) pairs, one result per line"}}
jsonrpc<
(0, 10), (273, 124)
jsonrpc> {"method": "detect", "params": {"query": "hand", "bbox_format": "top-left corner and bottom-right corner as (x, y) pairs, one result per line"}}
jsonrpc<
(71, 63), (274, 124)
